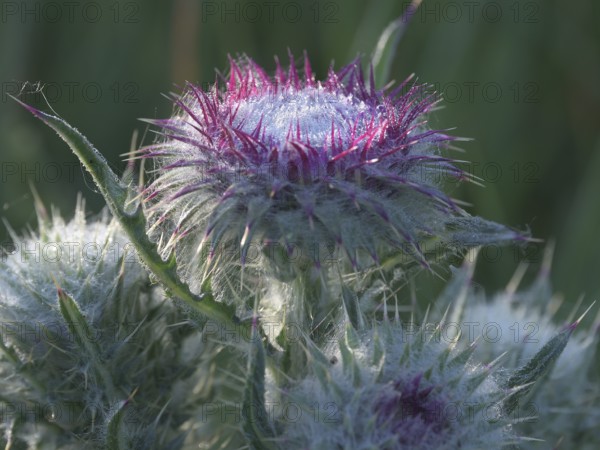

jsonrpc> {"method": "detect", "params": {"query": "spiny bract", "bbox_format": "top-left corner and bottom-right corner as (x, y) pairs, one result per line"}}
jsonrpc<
(140, 52), (524, 302)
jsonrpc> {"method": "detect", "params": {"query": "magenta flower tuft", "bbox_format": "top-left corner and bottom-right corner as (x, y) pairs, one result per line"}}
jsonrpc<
(140, 52), (523, 297)
(375, 373), (449, 444)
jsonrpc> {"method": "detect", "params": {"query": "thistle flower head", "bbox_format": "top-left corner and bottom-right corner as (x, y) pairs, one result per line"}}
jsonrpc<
(0, 199), (232, 448)
(274, 320), (515, 450)
(453, 250), (600, 449)
(141, 53), (523, 297)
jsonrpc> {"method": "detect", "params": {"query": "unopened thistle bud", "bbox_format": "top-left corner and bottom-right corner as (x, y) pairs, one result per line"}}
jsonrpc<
(274, 320), (516, 450)
(0, 199), (231, 448)
(454, 249), (600, 449)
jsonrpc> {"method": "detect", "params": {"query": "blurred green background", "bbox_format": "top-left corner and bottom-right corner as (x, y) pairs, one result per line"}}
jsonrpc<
(1, 0), (599, 306)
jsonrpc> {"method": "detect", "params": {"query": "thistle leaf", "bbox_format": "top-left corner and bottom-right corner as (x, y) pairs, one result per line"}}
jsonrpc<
(105, 400), (129, 450)
(503, 324), (574, 414)
(14, 97), (241, 331)
(57, 287), (117, 398)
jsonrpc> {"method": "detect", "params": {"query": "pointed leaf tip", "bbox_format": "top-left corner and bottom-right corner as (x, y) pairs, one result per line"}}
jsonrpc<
(10, 95), (44, 117)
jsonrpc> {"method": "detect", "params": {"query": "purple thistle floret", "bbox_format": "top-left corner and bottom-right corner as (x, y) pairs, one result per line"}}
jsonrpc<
(375, 373), (449, 447)
(140, 52), (523, 296)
